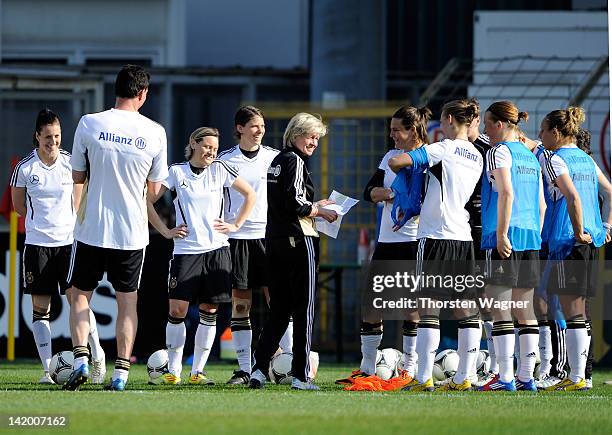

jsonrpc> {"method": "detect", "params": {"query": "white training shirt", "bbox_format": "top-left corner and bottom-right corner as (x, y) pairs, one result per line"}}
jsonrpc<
(218, 145), (279, 239)
(416, 138), (483, 241)
(163, 160), (238, 254)
(71, 108), (168, 250)
(378, 149), (418, 243)
(10, 149), (74, 246)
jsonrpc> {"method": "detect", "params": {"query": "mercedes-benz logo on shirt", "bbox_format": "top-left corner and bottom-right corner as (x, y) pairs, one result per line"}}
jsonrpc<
(179, 180), (189, 189)
(30, 174), (40, 185)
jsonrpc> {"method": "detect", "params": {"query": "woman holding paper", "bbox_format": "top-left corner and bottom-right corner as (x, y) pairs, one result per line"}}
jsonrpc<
(250, 112), (337, 390)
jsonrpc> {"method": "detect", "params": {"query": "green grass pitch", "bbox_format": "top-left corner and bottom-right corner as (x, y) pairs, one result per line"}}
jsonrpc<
(1, 361), (612, 434)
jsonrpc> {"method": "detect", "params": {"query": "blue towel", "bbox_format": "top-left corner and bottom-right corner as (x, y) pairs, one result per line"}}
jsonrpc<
(390, 164), (426, 229)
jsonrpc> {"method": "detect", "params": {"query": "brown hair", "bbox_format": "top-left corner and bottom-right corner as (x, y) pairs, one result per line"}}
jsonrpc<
(543, 107), (586, 138)
(234, 105), (264, 140)
(575, 127), (592, 156)
(441, 98), (480, 126)
(185, 127), (219, 159)
(487, 100), (528, 127)
(391, 105), (432, 144)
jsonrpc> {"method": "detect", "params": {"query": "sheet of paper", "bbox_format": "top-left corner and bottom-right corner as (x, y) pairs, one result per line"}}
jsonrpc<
(315, 190), (359, 238)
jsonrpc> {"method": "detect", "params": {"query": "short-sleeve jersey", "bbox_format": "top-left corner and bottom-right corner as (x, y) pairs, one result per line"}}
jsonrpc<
(163, 161), (238, 254)
(70, 108), (168, 250)
(408, 138), (483, 241)
(10, 149), (74, 246)
(378, 149), (418, 242)
(218, 145), (279, 239)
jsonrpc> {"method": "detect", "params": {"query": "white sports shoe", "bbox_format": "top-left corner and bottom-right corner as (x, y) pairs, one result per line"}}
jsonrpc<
(39, 372), (55, 384)
(291, 378), (320, 390)
(585, 378), (593, 390)
(473, 372), (496, 388)
(91, 351), (107, 384)
(435, 374), (478, 387)
(536, 374), (562, 390)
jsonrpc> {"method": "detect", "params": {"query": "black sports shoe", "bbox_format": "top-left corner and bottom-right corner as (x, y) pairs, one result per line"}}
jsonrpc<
(248, 369), (266, 389)
(62, 363), (89, 391)
(227, 369), (251, 385)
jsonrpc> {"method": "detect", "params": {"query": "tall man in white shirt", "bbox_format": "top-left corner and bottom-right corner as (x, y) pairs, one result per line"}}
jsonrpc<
(64, 65), (168, 391)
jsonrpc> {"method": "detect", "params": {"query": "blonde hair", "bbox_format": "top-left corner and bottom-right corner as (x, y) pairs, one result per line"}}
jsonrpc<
(282, 113), (327, 148)
(184, 127), (219, 160)
(543, 107), (586, 138)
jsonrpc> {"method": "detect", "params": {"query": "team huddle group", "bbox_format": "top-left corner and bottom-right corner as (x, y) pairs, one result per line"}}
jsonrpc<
(12, 64), (609, 392)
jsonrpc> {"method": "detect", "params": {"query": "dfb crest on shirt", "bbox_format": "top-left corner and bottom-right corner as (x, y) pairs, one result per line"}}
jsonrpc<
(169, 277), (178, 289)
(25, 272), (34, 284)
(267, 165), (281, 177)
(29, 174), (40, 185)
(135, 137), (147, 150)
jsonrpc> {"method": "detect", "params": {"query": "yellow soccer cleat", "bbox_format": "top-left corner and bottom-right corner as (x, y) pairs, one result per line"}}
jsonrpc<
(188, 372), (214, 385)
(435, 378), (472, 391)
(401, 378), (435, 392)
(160, 373), (181, 385)
(545, 378), (588, 391)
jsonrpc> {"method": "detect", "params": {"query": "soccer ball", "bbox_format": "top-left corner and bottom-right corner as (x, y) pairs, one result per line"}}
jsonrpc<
(49, 351), (74, 384)
(147, 349), (170, 385)
(269, 352), (293, 384)
(375, 348), (401, 380)
(476, 350), (491, 376)
(432, 349), (460, 381)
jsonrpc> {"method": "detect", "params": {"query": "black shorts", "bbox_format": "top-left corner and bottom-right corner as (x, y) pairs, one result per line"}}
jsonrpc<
(548, 244), (598, 297)
(485, 249), (540, 288)
(229, 238), (267, 289)
(68, 241), (145, 293)
(168, 247), (232, 304)
(416, 238), (477, 300)
(23, 244), (72, 295)
(371, 241), (419, 261)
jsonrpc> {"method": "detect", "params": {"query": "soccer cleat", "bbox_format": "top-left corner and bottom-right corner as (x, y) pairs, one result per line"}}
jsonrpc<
(515, 378), (537, 391)
(188, 372), (214, 385)
(248, 369), (266, 389)
(39, 372), (55, 385)
(62, 364), (89, 391)
(91, 354), (107, 385)
(585, 378), (593, 390)
(545, 378), (588, 391)
(104, 378), (126, 391)
(435, 374), (477, 387)
(478, 374), (517, 391)
(473, 372), (497, 388)
(536, 374), (562, 390)
(291, 378), (320, 390)
(160, 373), (181, 385)
(401, 378), (435, 392)
(335, 370), (369, 385)
(226, 369), (250, 385)
(435, 378), (472, 391)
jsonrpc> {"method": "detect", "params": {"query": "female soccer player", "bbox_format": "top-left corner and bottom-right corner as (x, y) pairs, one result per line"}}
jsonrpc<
(389, 99), (484, 392)
(478, 101), (545, 391)
(249, 113), (337, 390)
(336, 105), (431, 387)
(539, 108), (611, 390)
(11, 109), (105, 384)
(217, 106), (287, 385)
(147, 126), (256, 385)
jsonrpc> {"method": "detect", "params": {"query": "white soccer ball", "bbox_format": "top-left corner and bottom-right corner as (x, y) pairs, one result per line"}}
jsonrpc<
(269, 352), (293, 384)
(49, 351), (74, 384)
(477, 350), (491, 376)
(432, 349), (460, 381)
(147, 349), (170, 385)
(375, 348), (401, 380)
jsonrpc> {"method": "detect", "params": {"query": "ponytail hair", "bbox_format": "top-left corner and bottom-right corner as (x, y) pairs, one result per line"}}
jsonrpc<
(543, 106), (585, 138)
(441, 98), (480, 126)
(486, 100), (528, 127)
(391, 105), (432, 144)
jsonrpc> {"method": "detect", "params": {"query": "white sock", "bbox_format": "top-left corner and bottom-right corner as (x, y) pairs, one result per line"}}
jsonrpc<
(166, 318), (186, 377)
(87, 309), (104, 361)
(517, 326), (539, 382)
(231, 316), (252, 373)
(360, 334), (382, 375)
(112, 369), (129, 382)
(415, 319), (440, 384)
(538, 323), (552, 377)
(279, 318), (293, 353)
(566, 318), (589, 383)
(191, 312), (217, 376)
(32, 315), (52, 372)
(493, 321), (515, 383)
(454, 322), (481, 384)
(483, 320), (497, 373)
(112, 358), (130, 382)
(402, 335), (418, 376)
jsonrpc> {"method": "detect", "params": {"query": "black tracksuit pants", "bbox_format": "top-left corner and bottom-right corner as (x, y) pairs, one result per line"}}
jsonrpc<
(253, 236), (319, 382)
